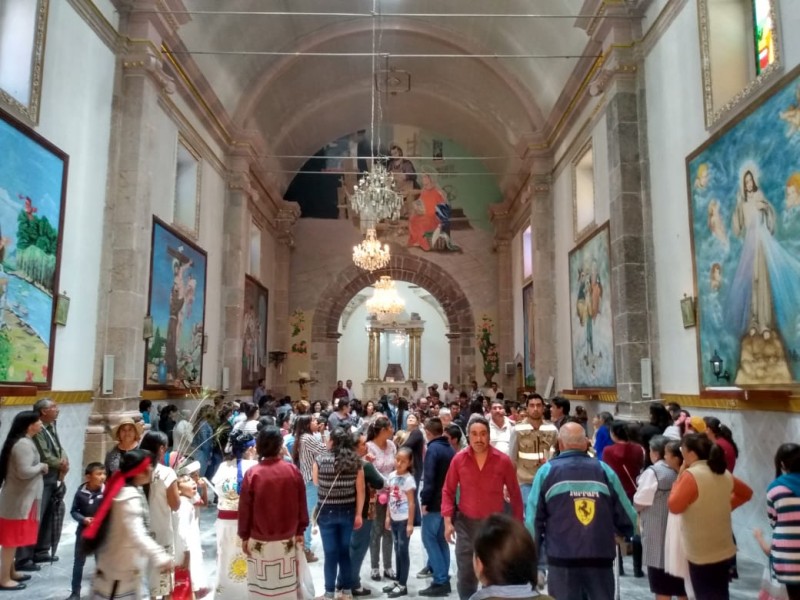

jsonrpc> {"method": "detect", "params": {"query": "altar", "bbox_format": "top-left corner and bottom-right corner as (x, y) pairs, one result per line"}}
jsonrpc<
(360, 313), (425, 401)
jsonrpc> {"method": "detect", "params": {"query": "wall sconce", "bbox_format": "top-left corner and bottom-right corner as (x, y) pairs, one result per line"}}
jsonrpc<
(54, 292), (70, 326)
(268, 350), (288, 374)
(709, 349), (730, 383)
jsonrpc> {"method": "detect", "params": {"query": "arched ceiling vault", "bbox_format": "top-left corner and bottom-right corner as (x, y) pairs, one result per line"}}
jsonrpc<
(174, 1), (593, 194)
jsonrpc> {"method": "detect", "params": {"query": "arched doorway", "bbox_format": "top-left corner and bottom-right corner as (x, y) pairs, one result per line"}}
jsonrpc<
(310, 255), (476, 397)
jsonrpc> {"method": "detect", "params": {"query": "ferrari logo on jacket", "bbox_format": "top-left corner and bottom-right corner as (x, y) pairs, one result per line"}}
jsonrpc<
(574, 498), (595, 525)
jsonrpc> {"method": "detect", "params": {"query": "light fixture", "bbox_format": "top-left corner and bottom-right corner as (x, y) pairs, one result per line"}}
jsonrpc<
(366, 276), (405, 321)
(350, 165), (403, 225)
(709, 349), (731, 383)
(353, 228), (391, 271)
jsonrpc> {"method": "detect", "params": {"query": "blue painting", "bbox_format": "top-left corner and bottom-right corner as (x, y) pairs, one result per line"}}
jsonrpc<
(0, 110), (67, 386)
(522, 282), (535, 386)
(568, 224), (616, 389)
(145, 218), (207, 388)
(688, 68), (800, 388)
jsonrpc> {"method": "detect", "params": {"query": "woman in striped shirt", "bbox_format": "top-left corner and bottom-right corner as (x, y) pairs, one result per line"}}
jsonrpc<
(292, 415), (326, 563)
(313, 427), (365, 600)
(767, 443), (800, 599)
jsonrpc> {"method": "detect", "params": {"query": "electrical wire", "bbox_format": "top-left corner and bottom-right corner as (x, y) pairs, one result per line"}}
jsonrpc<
(129, 10), (637, 20)
(164, 50), (598, 59)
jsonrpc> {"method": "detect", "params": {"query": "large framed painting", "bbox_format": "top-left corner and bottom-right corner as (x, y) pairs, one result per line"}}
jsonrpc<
(0, 108), (67, 387)
(568, 223), (616, 389)
(144, 217), (207, 389)
(522, 282), (535, 386)
(242, 275), (268, 390)
(687, 64), (800, 389)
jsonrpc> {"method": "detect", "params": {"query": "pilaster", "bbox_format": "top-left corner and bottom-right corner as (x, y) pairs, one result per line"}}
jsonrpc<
(270, 201), (300, 394)
(490, 202), (515, 391)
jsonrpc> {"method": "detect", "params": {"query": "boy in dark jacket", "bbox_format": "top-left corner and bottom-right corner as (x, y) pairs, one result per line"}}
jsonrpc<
(66, 462), (106, 600)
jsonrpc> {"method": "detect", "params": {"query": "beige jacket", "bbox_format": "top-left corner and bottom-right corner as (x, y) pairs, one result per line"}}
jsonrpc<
(0, 437), (46, 520)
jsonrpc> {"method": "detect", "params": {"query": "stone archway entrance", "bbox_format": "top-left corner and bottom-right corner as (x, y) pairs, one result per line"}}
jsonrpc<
(311, 254), (476, 396)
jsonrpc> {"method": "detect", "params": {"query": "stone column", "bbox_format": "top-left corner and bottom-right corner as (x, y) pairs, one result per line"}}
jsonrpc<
(490, 203), (515, 391)
(407, 329), (417, 381)
(413, 329), (422, 381)
(530, 173), (558, 391)
(221, 164), (255, 397)
(367, 329), (381, 380)
(271, 202), (300, 395)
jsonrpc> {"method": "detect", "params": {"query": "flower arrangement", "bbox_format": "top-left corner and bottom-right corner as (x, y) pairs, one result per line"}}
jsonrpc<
(289, 309), (305, 338)
(476, 315), (499, 380)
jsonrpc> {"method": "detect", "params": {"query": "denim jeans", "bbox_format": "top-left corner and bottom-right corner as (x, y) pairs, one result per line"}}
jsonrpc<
(71, 534), (87, 594)
(421, 512), (450, 585)
(349, 518), (373, 590)
(390, 519), (410, 587)
(370, 502), (392, 570)
(520, 483), (532, 510)
(305, 481), (319, 548)
(317, 504), (356, 593)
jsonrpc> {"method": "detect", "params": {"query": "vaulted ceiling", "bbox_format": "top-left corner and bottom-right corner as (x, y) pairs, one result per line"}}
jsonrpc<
(167, 0), (599, 195)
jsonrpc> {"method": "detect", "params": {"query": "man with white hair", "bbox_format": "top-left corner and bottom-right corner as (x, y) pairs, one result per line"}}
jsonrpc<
(526, 422), (636, 600)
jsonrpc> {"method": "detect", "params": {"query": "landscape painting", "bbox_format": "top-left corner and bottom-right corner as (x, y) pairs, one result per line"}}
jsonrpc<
(242, 275), (268, 390)
(522, 282), (535, 386)
(568, 223), (615, 389)
(688, 65), (800, 388)
(0, 109), (67, 386)
(144, 218), (207, 388)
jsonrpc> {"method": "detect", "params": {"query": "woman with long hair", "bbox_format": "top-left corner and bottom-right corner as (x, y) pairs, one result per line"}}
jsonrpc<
(766, 443), (800, 599)
(191, 405), (216, 477)
(668, 433), (753, 598)
(0, 411), (47, 591)
(82, 449), (172, 599)
(292, 415), (326, 563)
(211, 429), (258, 599)
(470, 514), (552, 600)
(703, 417), (739, 472)
(239, 427), (309, 600)
(312, 427), (365, 600)
(367, 416), (396, 581)
(592, 412), (614, 460)
(402, 414), (425, 527)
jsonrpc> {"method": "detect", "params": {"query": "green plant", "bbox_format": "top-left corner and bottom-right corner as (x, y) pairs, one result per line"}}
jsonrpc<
(476, 315), (499, 375)
(289, 309), (305, 338)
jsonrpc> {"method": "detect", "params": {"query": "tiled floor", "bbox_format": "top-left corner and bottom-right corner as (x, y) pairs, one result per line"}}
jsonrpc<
(29, 509), (764, 599)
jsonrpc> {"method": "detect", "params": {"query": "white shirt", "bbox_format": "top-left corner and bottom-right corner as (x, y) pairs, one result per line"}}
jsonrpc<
(633, 464), (659, 507)
(489, 417), (514, 456)
(212, 459), (258, 511)
(410, 388), (425, 403)
(148, 463), (177, 548)
(346, 387), (356, 401)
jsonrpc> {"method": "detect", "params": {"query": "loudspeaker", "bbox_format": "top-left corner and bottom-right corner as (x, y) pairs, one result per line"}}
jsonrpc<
(504, 362), (515, 376)
(543, 375), (554, 399)
(641, 358), (653, 399)
(222, 367), (230, 392)
(102, 355), (114, 395)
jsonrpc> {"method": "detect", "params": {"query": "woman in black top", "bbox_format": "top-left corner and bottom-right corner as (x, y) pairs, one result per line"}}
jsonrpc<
(402, 414), (425, 527)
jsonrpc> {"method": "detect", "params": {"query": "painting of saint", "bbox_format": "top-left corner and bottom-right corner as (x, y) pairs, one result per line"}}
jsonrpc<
(241, 276), (268, 390)
(688, 67), (800, 387)
(407, 171), (460, 252)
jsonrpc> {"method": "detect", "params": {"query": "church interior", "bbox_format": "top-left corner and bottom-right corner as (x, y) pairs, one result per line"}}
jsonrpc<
(1, 0), (800, 586)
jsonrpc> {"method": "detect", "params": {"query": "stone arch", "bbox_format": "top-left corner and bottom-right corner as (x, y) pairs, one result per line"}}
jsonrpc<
(310, 254), (477, 392)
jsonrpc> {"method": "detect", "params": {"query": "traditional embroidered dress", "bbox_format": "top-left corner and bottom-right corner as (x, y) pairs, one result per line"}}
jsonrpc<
(211, 458), (257, 599)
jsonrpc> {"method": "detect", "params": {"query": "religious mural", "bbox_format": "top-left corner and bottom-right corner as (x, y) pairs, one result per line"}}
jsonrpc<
(242, 275), (268, 390)
(688, 66), (800, 387)
(522, 282), (535, 386)
(0, 109), (67, 386)
(144, 218), (207, 388)
(568, 224), (615, 389)
(284, 125), (502, 253)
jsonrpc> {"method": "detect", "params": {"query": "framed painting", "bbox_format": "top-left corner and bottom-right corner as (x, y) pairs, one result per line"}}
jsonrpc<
(522, 282), (535, 386)
(144, 217), (207, 389)
(687, 64), (800, 389)
(568, 223), (616, 389)
(242, 275), (268, 390)
(0, 108), (68, 387)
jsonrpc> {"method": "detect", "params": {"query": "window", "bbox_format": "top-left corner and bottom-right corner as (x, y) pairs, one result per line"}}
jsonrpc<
(173, 139), (201, 236)
(698, 0), (781, 128)
(522, 225), (532, 280)
(0, 0), (47, 123)
(249, 221), (261, 276)
(573, 142), (595, 241)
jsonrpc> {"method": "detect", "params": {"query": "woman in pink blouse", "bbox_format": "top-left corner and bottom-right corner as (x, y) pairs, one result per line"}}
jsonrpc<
(366, 417), (396, 581)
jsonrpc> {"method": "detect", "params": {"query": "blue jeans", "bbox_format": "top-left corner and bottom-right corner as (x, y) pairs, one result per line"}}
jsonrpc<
(305, 482), (319, 548)
(520, 483), (532, 510)
(390, 520), (410, 587)
(318, 504), (356, 593)
(71, 534), (87, 594)
(421, 512), (449, 585)
(349, 518), (373, 590)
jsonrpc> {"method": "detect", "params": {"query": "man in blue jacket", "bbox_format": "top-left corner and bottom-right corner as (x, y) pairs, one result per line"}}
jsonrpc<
(418, 417), (456, 597)
(527, 422), (637, 600)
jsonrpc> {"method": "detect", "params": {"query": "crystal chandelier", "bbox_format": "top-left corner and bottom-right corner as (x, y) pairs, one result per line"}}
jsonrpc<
(366, 276), (405, 321)
(350, 164), (403, 224)
(353, 228), (391, 272)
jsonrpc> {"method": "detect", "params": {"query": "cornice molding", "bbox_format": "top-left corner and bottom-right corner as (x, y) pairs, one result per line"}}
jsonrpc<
(67, 0), (122, 53)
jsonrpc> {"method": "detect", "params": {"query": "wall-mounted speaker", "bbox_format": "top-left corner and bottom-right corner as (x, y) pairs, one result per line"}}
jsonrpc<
(504, 362), (515, 376)
(641, 358), (653, 399)
(222, 367), (230, 392)
(102, 355), (114, 395)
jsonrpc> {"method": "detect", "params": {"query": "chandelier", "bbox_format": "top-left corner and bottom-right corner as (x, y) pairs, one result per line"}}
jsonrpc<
(366, 276), (405, 321)
(350, 164), (403, 224)
(353, 228), (391, 272)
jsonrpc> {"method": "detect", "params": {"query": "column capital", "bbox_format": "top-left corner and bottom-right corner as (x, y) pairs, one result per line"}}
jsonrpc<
(120, 39), (175, 94)
(275, 200), (301, 248)
(227, 170), (259, 202)
(589, 45), (640, 98)
(490, 201), (514, 249)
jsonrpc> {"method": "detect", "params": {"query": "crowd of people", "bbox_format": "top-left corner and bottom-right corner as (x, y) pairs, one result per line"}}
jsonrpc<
(0, 387), (798, 600)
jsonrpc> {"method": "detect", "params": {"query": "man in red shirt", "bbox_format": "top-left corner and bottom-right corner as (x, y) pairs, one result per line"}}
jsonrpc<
(441, 416), (523, 600)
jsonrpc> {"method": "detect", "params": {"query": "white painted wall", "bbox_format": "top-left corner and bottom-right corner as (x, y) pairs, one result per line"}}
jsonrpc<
(337, 281), (449, 400)
(38, 1), (115, 390)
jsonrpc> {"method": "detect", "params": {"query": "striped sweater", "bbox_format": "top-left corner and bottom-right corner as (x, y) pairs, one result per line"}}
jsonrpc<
(767, 473), (800, 584)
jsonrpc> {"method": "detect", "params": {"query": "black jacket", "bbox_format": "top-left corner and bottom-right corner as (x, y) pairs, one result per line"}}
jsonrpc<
(420, 436), (455, 512)
(70, 483), (105, 531)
